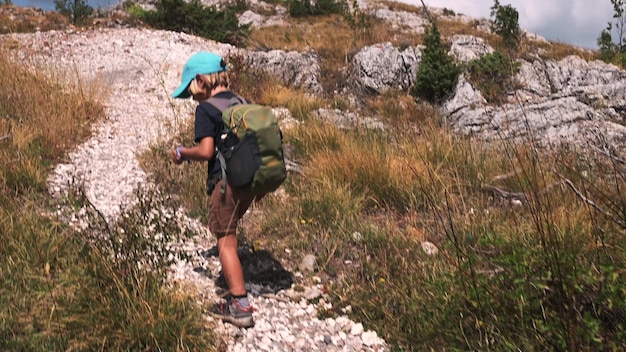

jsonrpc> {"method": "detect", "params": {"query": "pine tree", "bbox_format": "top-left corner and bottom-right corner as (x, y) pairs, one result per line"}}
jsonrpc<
(412, 24), (461, 105)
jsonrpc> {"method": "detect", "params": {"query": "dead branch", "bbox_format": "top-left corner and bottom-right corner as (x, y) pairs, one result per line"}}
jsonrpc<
(321, 242), (339, 271)
(480, 184), (527, 203)
(475, 265), (505, 278)
(481, 181), (563, 205)
(589, 144), (626, 165)
(557, 174), (625, 228)
(0, 134), (11, 142)
(491, 169), (522, 182)
(285, 159), (303, 174)
(419, 0), (435, 23)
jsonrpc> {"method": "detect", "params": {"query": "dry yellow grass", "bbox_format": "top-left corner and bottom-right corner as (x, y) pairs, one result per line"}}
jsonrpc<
(532, 40), (600, 61)
(0, 47), (106, 160)
(0, 5), (70, 34)
(260, 84), (324, 119)
(250, 15), (421, 54)
(376, 0), (422, 14)
(436, 17), (494, 41)
(363, 91), (440, 132)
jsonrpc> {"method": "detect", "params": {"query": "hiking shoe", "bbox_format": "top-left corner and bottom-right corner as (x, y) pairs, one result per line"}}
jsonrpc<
(210, 298), (254, 328)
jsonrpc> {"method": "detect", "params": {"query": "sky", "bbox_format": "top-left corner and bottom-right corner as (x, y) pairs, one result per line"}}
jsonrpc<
(12, 0), (119, 11)
(10, 0), (616, 49)
(406, 0), (615, 49)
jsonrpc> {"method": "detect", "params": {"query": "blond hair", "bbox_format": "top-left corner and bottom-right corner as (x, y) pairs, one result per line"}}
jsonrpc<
(188, 70), (230, 96)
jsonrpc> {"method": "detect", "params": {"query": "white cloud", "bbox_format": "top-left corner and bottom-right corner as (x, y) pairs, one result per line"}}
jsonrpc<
(571, 0), (611, 25)
(399, 0), (615, 49)
(512, 1), (561, 28)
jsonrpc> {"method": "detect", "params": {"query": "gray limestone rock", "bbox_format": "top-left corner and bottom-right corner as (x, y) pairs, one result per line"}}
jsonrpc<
(348, 42), (422, 94)
(245, 49), (323, 94)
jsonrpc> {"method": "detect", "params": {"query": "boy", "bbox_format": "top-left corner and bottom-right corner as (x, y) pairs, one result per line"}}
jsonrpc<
(171, 51), (255, 328)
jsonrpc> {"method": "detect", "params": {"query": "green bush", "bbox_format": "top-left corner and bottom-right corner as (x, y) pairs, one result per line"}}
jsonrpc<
(343, 0), (370, 31)
(466, 51), (520, 104)
(54, 0), (93, 25)
(139, 0), (250, 46)
(314, 0), (347, 16)
(288, 0), (313, 17)
(123, 0), (146, 18)
(598, 0), (626, 67)
(412, 24), (461, 105)
(442, 8), (456, 16)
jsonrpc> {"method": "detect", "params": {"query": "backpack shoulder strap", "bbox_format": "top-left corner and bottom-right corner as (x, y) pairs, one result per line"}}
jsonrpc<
(205, 95), (247, 112)
(204, 97), (231, 113)
(203, 95), (247, 197)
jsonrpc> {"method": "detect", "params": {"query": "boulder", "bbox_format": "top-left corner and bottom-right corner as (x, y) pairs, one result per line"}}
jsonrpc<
(448, 34), (494, 63)
(245, 49), (323, 93)
(348, 42), (422, 94)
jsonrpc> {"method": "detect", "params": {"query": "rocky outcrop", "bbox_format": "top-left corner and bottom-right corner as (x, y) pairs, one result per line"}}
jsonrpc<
(245, 49), (323, 93)
(348, 42), (422, 94)
(335, 17), (624, 155)
(238, 6), (287, 28)
(241, 2), (626, 156)
(444, 54), (626, 153)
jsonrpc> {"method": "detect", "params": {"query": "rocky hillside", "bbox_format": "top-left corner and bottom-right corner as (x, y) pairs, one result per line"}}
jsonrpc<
(169, 0), (625, 155)
(250, 6), (624, 155)
(4, 0), (626, 161)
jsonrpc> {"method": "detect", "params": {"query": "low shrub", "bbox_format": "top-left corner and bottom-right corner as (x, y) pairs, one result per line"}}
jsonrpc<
(466, 50), (520, 104)
(54, 0), (93, 25)
(138, 0), (250, 46)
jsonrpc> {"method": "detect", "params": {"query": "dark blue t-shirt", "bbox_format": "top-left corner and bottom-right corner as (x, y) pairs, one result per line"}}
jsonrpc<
(194, 91), (241, 176)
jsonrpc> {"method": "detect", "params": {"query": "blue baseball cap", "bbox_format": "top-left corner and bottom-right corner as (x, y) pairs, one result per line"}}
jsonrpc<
(172, 52), (227, 99)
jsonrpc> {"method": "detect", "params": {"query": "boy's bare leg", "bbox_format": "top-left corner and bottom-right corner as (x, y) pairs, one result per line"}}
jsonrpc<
(217, 234), (246, 296)
(211, 232), (254, 328)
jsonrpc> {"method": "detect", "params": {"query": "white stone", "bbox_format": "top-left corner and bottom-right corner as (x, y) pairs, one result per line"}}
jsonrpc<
(421, 241), (439, 255)
(361, 330), (381, 346)
(350, 323), (364, 335)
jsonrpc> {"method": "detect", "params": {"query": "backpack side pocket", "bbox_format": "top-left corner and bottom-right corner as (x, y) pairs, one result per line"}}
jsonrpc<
(222, 132), (262, 189)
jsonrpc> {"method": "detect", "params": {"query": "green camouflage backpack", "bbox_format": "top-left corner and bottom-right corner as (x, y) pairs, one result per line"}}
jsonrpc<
(206, 97), (287, 196)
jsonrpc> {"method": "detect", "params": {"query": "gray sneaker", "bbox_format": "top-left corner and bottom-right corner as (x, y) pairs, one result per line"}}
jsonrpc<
(210, 298), (254, 328)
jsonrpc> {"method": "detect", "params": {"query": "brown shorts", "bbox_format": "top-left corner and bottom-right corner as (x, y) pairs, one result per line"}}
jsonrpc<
(208, 179), (256, 238)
